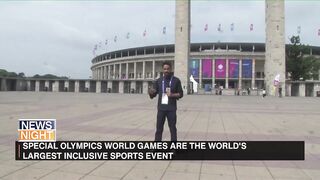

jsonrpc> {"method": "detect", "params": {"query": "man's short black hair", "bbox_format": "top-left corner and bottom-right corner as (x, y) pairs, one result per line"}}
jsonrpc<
(162, 61), (171, 68)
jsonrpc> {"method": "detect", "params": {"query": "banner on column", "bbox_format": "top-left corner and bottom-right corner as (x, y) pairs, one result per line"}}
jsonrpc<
(242, 59), (252, 78)
(228, 59), (239, 78)
(215, 59), (226, 78)
(189, 59), (199, 78)
(202, 59), (212, 78)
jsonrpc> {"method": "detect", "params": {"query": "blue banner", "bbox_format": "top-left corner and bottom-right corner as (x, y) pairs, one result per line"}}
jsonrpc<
(189, 59), (199, 78)
(242, 59), (252, 78)
(228, 59), (239, 78)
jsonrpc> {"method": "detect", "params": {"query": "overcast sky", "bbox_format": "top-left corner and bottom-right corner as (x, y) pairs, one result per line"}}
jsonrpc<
(0, 1), (319, 79)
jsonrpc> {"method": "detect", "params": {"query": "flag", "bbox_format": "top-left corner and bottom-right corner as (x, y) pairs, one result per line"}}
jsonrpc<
(204, 24), (208, 31)
(297, 26), (301, 34)
(217, 24), (222, 32)
(93, 44), (97, 56)
(250, 24), (253, 31)
(114, 36), (117, 42)
(143, 29), (147, 37)
(126, 32), (130, 39)
(162, 26), (166, 34)
(230, 23), (234, 31)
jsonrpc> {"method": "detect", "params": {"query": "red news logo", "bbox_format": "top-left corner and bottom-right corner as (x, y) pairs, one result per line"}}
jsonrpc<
(18, 119), (56, 142)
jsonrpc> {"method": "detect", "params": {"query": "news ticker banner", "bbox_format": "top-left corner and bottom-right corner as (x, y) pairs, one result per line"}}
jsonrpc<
(16, 141), (304, 161)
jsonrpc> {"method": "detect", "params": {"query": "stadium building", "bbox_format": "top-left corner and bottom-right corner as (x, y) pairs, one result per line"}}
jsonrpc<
(90, 42), (320, 96)
(1, 42), (319, 97)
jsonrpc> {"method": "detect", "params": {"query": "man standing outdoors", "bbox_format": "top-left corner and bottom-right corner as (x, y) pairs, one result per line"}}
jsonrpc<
(148, 61), (183, 141)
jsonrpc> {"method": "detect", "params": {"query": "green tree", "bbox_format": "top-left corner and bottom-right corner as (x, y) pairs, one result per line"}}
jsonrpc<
(18, 72), (25, 78)
(7, 72), (17, 77)
(0, 69), (8, 77)
(32, 74), (68, 79)
(286, 36), (320, 80)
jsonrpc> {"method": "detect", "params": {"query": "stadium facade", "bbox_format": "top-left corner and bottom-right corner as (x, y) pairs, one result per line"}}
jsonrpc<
(0, 42), (319, 97)
(90, 42), (320, 96)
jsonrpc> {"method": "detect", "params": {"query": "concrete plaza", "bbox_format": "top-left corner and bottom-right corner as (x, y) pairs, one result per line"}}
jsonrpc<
(0, 92), (319, 180)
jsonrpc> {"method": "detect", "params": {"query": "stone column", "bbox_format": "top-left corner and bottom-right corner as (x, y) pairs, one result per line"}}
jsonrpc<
(107, 81), (112, 92)
(96, 81), (101, 93)
(119, 64), (122, 80)
(102, 66), (107, 79)
(1, 78), (7, 91)
(313, 83), (320, 97)
(105, 66), (108, 79)
(100, 67), (103, 80)
(265, 0), (285, 96)
(239, 60), (242, 89)
(119, 81), (124, 94)
(152, 60), (155, 79)
(252, 59), (256, 89)
(225, 59), (229, 89)
(175, 0), (190, 94)
(108, 65), (111, 80)
(64, 81), (69, 91)
(299, 82), (306, 97)
(101, 66), (103, 80)
(27, 80), (31, 91)
(130, 81), (136, 93)
(45, 80), (49, 90)
(212, 59), (215, 88)
(126, 63), (129, 79)
(143, 81), (148, 94)
(85, 81), (90, 92)
(113, 64), (116, 79)
(142, 61), (146, 79)
(16, 79), (23, 91)
(134, 62), (137, 79)
(75, 81), (80, 93)
(53, 80), (59, 92)
(101, 66), (104, 80)
(286, 82), (291, 96)
(199, 59), (202, 89)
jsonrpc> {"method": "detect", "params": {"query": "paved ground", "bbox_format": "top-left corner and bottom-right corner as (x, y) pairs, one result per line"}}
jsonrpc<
(0, 92), (319, 180)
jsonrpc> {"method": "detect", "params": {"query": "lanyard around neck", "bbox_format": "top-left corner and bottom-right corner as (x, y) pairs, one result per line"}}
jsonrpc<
(162, 76), (173, 93)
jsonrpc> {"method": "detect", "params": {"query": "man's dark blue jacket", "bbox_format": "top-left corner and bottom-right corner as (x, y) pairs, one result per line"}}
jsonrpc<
(149, 75), (183, 111)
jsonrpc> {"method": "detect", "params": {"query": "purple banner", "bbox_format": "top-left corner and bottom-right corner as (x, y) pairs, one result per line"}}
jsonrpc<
(215, 59), (226, 78)
(228, 59), (239, 78)
(202, 59), (212, 78)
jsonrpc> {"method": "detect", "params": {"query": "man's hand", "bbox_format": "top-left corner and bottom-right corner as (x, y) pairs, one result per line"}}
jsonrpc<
(148, 88), (156, 98)
(166, 91), (171, 97)
(167, 92), (181, 98)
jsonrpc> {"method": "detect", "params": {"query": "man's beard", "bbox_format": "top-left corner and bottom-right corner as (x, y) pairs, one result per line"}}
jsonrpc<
(164, 72), (170, 77)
